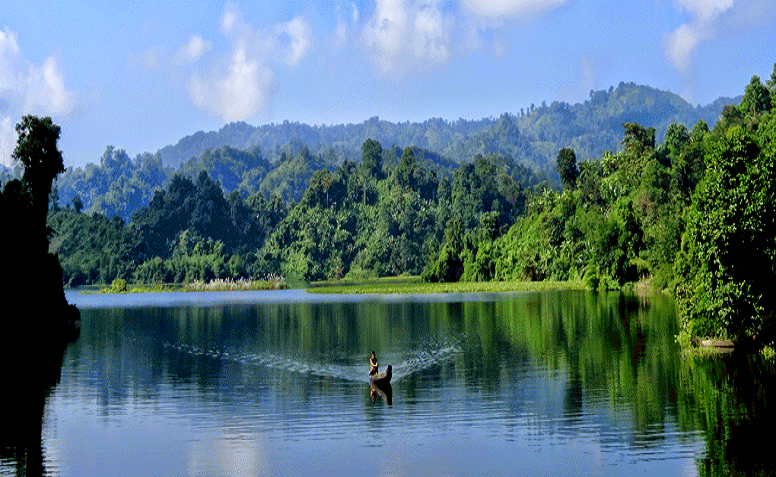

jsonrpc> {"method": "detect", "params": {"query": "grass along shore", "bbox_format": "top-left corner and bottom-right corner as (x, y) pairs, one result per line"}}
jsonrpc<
(94, 275), (588, 295)
(306, 276), (589, 294)
(96, 276), (287, 294)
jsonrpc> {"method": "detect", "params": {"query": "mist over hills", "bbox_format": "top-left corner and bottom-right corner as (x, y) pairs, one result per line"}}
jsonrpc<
(156, 82), (739, 174)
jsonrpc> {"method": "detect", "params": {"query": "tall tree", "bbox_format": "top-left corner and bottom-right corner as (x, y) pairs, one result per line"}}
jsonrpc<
(361, 138), (384, 179)
(740, 75), (771, 116)
(12, 115), (64, 222)
(556, 148), (578, 190)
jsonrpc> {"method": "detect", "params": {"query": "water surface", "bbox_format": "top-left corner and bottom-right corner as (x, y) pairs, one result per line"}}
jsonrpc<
(3, 289), (773, 476)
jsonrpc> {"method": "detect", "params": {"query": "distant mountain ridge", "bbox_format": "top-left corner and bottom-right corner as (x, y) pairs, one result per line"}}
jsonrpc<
(157, 82), (739, 174)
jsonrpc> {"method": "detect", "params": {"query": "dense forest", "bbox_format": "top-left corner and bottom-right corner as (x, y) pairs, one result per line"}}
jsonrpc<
(154, 82), (736, 171)
(45, 81), (737, 223)
(38, 66), (776, 348)
(48, 143), (532, 286)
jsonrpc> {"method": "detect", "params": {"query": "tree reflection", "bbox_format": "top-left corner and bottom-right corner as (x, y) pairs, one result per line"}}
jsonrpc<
(56, 291), (776, 474)
(680, 353), (776, 476)
(0, 115), (80, 476)
(0, 342), (68, 477)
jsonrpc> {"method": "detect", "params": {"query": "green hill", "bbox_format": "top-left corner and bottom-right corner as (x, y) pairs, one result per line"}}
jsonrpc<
(156, 82), (738, 175)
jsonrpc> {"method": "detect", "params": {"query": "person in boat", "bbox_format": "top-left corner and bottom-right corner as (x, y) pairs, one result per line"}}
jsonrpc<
(369, 351), (379, 376)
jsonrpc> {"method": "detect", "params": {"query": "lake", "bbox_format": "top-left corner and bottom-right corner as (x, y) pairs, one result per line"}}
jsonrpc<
(3, 289), (774, 476)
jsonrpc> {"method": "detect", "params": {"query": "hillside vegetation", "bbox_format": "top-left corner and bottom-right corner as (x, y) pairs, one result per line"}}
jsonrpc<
(45, 68), (776, 351)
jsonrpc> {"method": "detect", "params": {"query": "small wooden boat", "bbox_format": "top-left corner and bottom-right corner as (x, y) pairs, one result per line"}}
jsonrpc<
(370, 365), (392, 385)
(369, 365), (392, 405)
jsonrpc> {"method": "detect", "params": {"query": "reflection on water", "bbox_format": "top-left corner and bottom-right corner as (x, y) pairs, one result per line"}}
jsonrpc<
(4, 290), (774, 476)
(370, 382), (392, 405)
(0, 341), (67, 477)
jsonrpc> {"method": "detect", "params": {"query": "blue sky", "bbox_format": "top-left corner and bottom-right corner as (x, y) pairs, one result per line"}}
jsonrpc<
(1, 0), (775, 168)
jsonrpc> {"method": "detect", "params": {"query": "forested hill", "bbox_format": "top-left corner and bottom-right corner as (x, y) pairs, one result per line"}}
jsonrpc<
(157, 82), (738, 173)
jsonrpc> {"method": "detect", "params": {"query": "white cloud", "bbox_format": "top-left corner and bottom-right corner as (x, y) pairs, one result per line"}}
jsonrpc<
(362, 0), (453, 73)
(335, 4), (360, 45)
(413, 4), (451, 62)
(0, 27), (77, 166)
(0, 28), (77, 116)
(181, 35), (213, 63)
(461, 0), (568, 19)
(678, 0), (734, 23)
(220, 1), (242, 35)
(335, 6), (348, 44)
(25, 56), (78, 115)
(278, 17), (312, 66)
(665, 0), (734, 76)
(184, 4), (312, 122)
(189, 42), (274, 123)
(0, 29), (23, 93)
(1, 115), (15, 167)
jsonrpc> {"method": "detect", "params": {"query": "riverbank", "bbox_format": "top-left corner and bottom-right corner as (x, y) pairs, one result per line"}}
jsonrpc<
(306, 276), (589, 294)
(93, 277), (288, 294)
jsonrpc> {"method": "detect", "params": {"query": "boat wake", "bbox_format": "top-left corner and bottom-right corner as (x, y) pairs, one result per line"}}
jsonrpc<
(161, 334), (466, 384)
(162, 341), (366, 382)
(390, 336), (465, 382)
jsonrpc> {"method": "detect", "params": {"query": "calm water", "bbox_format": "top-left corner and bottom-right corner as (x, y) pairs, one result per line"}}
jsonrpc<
(3, 289), (775, 476)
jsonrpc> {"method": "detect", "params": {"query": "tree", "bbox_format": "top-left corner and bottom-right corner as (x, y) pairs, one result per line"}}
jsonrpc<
(740, 75), (771, 116)
(620, 122), (656, 189)
(556, 148), (578, 190)
(675, 126), (776, 346)
(72, 194), (83, 213)
(361, 138), (384, 179)
(12, 115), (64, 221)
(423, 215), (466, 282)
(767, 62), (776, 108)
(2, 115), (79, 339)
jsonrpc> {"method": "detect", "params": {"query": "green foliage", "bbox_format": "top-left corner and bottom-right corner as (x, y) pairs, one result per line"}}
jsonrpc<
(556, 148), (578, 190)
(2, 115), (78, 338)
(46, 66), (776, 352)
(361, 138), (384, 179)
(675, 124), (776, 344)
(49, 209), (133, 286)
(13, 115), (64, 221)
(423, 215), (466, 282)
(152, 84), (734, 179)
(103, 278), (128, 293)
(740, 75), (771, 116)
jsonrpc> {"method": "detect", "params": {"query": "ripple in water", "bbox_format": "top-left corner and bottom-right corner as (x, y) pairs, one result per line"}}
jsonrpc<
(161, 334), (466, 384)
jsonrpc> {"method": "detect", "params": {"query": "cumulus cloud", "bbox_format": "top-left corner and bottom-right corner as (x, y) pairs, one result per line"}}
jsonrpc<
(359, 0), (569, 74)
(461, 0), (568, 19)
(0, 28), (77, 166)
(362, 0), (453, 73)
(278, 17), (312, 66)
(184, 3), (312, 123)
(180, 35), (213, 63)
(189, 42), (273, 122)
(665, 0), (734, 76)
(25, 56), (77, 115)
(335, 4), (360, 45)
(0, 28), (77, 116)
(220, 1), (242, 35)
